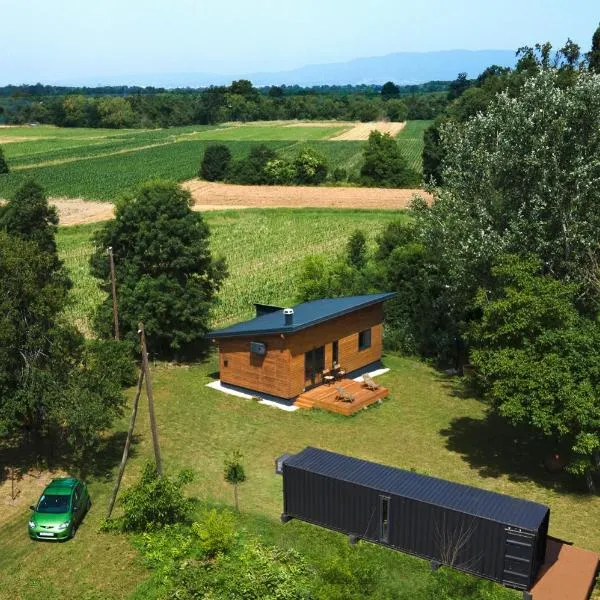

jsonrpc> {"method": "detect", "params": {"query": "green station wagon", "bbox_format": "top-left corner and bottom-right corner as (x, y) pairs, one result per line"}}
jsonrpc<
(28, 478), (91, 541)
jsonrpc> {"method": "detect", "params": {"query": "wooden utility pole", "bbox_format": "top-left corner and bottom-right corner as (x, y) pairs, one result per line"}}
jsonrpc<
(139, 322), (163, 476)
(106, 367), (145, 519)
(107, 247), (120, 341)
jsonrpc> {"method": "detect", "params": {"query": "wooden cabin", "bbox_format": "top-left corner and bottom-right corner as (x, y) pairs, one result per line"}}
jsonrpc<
(209, 293), (396, 400)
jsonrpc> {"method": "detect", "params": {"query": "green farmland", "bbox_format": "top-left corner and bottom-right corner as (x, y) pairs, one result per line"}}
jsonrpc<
(57, 209), (404, 333)
(0, 121), (431, 200)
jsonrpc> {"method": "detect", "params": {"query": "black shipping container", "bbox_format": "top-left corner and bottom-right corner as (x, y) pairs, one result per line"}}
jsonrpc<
(279, 447), (550, 592)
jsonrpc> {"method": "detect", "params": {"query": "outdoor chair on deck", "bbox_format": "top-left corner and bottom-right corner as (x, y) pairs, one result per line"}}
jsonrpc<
(323, 369), (335, 385)
(362, 373), (380, 391)
(335, 385), (355, 403)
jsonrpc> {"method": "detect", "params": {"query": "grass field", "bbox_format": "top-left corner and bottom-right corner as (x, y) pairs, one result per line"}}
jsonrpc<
(2, 206), (599, 599)
(0, 121), (432, 200)
(57, 209), (405, 332)
(1, 352), (598, 599)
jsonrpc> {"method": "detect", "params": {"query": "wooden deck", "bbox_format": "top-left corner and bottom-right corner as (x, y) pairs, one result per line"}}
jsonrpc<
(294, 378), (388, 415)
(531, 538), (598, 600)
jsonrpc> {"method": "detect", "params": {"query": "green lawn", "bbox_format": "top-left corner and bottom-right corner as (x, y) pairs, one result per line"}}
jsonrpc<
(2, 352), (598, 599)
(57, 209), (405, 332)
(0, 121), (428, 200)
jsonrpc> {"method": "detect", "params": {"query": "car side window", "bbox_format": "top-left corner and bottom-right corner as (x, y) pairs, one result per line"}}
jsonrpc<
(73, 488), (80, 507)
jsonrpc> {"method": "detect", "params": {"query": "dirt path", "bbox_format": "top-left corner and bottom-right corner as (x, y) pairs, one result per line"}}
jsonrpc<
(24, 182), (429, 226)
(183, 179), (429, 211)
(330, 121), (406, 141)
(51, 198), (115, 225)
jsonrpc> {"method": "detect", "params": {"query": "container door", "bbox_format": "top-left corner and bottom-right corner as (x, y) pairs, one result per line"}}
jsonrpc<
(502, 528), (536, 590)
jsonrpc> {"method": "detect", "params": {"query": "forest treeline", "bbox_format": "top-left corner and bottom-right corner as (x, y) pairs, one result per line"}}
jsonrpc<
(0, 80), (450, 128)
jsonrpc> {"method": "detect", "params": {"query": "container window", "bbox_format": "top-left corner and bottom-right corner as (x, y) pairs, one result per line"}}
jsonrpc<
(358, 329), (371, 351)
(380, 496), (390, 542)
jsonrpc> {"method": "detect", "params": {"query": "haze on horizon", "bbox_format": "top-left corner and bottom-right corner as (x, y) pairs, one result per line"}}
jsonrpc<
(2, 0), (598, 85)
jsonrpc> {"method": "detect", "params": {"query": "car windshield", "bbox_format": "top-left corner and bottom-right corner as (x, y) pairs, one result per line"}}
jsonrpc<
(36, 494), (70, 513)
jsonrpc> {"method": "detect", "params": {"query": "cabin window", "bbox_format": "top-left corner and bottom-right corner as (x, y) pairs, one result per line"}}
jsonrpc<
(358, 329), (371, 351)
(332, 341), (339, 366)
(223, 359), (229, 368)
(380, 495), (390, 543)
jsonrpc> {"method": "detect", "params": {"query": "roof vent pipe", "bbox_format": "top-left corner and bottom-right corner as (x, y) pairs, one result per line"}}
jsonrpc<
(283, 308), (294, 326)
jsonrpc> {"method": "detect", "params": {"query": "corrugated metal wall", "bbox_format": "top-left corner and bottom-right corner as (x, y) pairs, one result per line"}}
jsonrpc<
(283, 464), (540, 590)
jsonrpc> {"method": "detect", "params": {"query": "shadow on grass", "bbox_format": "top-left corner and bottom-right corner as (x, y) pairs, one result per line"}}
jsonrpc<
(0, 430), (140, 485)
(440, 412), (588, 494)
(432, 370), (594, 495)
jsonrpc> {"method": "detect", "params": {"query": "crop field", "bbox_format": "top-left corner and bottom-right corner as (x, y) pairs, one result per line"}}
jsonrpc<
(56, 208), (405, 333)
(0, 121), (431, 200)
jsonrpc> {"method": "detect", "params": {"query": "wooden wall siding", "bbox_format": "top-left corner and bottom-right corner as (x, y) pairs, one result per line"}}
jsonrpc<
(216, 304), (385, 399)
(288, 305), (384, 397)
(218, 335), (293, 398)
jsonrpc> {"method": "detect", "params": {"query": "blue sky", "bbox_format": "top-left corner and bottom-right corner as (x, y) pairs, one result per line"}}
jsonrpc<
(1, 0), (598, 84)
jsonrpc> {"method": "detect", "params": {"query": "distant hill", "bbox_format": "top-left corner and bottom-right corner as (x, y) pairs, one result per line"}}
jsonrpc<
(56, 49), (516, 88)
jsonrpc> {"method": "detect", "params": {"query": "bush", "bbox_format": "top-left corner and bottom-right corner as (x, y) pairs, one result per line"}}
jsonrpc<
(172, 540), (312, 600)
(118, 462), (194, 532)
(192, 508), (237, 558)
(293, 147), (328, 185)
(264, 158), (295, 184)
(360, 130), (418, 188)
(0, 147), (8, 174)
(227, 144), (278, 184)
(315, 544), (383, 600)
(200, 144), (232, 181)
(331, 167), (347, 183)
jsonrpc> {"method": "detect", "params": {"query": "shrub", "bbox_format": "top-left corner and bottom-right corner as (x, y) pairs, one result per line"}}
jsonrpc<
(331, 167), (347, 183)
(0, 147), (8, 174)
(264, 158), (295, 184)
(227, 144), (278, 184)
(346, 230), (367, 270)
(192, 508), (237, 558)
(293, 147), (328, 184)
(200, 144), (232, 181)
(172, 540), (312, 600)
(118, 462), (194, 531)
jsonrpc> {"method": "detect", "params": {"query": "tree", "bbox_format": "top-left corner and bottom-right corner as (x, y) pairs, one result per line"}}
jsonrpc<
(468, 256), (600, 487)
(0, 179), (59, 256)
(0, 146), (8, 174)
(385, 99), (408, 122)
(410, 70), (600, 363)
(346, 230), (367, 269)
(381, 81), (400, 100)
(422, 119), (444, 184)
(447, 73), (470, 101)
(98, 97), (135, 128)
(360, 130), (418, 188)
(293, 147), (328, 185)
(223, 450), (246, 511)
(200, 144), (232, 181)
(0, 183), (132, 470)
(589, 23), (600, 73)
(90, 180), (227, 359)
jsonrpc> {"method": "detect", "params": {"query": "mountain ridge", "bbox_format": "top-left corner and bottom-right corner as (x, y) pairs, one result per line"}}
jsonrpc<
(54, 49), (516, 88)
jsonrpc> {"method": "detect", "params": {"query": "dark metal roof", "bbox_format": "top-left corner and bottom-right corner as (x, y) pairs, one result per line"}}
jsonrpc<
(209, 293), (396, 339)
(285, 447), (549, 531)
